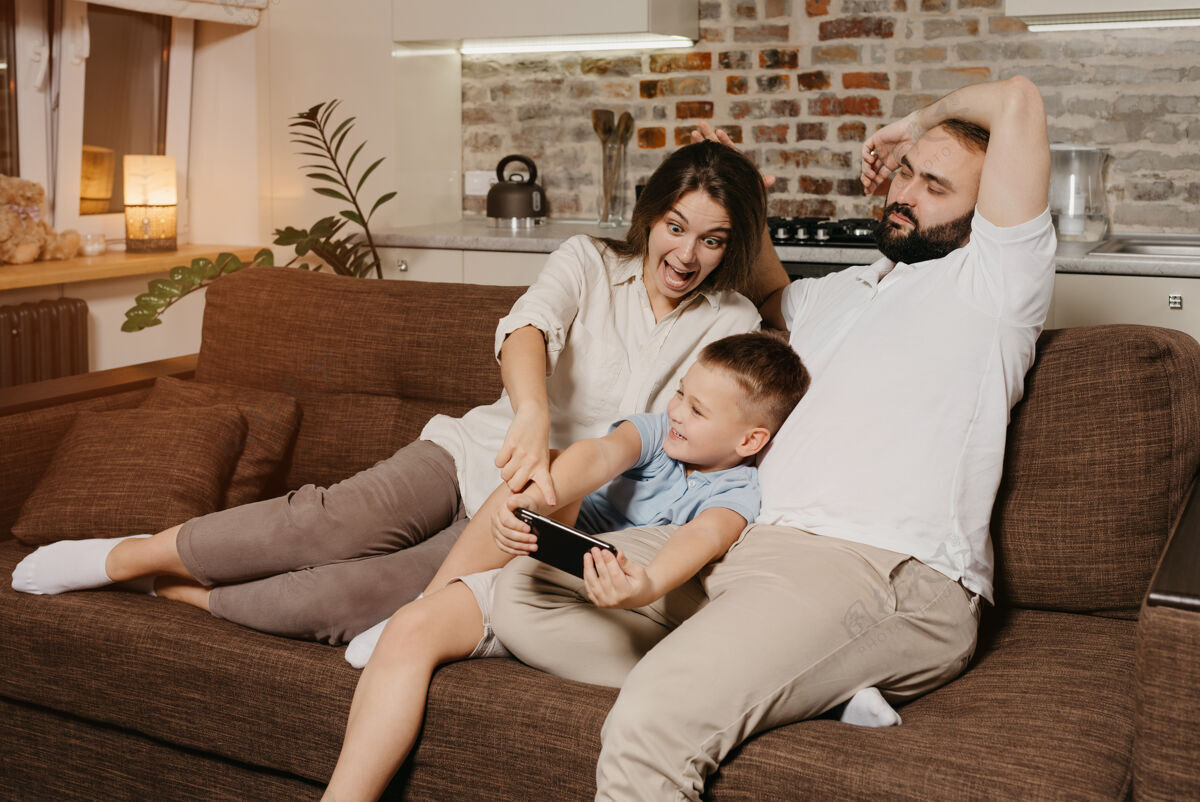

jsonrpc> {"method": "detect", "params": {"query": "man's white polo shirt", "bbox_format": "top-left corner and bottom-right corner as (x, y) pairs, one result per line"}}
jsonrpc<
(758, 208), (1056, 602)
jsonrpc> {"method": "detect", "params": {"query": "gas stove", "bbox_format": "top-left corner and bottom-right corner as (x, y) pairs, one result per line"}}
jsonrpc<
(769, 216), (879, 247)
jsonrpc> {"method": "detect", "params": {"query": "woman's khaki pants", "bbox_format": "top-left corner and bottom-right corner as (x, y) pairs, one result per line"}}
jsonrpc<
(176, 440), (465, 644)
(493, 524), (980, 802)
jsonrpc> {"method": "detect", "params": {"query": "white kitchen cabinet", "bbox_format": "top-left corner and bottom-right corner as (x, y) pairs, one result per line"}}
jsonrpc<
(1051, 273), (1200, 343)
(463, 251), (547, 287)
(378, 247), (464, 283)
(393, 0), (696, 42)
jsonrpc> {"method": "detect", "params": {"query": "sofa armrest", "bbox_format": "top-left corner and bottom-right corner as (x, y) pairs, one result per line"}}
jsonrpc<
(1133, 476), (1200, 800)
(0, 355), (197, 537)
(0, 354), (197, 417)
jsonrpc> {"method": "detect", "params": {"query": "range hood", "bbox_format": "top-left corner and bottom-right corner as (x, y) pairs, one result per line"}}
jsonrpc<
(393, 0), (698, 53)
(1006, 0), (1200, 31)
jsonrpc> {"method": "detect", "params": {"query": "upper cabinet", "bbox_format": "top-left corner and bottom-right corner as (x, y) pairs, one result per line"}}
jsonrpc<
(393, 0), (697, 43)
(1006, 0), (1200, 29)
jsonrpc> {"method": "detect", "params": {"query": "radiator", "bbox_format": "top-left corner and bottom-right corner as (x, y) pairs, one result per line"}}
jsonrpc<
(0, 298), (89, 388)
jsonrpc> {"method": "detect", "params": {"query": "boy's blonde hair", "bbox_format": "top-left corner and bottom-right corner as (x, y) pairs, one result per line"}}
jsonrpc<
(697, 331), (809, 433)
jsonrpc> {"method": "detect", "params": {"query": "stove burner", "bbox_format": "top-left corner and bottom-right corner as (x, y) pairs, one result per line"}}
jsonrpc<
(769, 216), (879, 247)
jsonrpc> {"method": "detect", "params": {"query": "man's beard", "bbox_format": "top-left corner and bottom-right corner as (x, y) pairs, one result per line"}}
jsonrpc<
(873, 203), (973, 264)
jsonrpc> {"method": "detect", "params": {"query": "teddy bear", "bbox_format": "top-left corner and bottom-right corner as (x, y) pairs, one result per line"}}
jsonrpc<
(0, 174), (81, 264)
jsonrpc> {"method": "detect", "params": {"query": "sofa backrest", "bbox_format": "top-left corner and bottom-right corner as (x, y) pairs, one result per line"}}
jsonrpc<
(196, 267), (525, 490)
(991, 324), (1200, 616)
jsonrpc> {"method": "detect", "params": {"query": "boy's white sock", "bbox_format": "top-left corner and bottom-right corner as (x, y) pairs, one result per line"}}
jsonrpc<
(839, 687), (902, 727)
(344, 592), (423, 669)
(11, 534), (151, 596)
(345, 617), (389, 669)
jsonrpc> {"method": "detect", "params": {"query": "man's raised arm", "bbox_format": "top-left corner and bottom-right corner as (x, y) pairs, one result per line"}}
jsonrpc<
(863, 76), (1049, 227)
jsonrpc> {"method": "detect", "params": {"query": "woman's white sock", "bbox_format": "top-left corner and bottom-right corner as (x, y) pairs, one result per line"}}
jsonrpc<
(11, 534), (151, 595)
(839, 687), (902, 727)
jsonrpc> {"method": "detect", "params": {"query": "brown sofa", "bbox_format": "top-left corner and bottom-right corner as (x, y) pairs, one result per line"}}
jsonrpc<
(2, 266), (1199, 800)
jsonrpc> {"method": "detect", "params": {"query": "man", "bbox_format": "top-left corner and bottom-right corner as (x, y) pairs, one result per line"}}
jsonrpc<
(492, 76), (1056, 801)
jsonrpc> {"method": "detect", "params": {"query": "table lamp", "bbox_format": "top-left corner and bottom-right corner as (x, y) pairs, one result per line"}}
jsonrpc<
(123, 154), (177, 252)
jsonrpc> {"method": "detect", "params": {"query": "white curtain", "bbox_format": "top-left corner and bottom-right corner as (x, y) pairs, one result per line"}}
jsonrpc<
(84, 0), (267, 26)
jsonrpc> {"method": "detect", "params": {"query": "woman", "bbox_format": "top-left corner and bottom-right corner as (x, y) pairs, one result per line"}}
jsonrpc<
(12, 139), (771, 651)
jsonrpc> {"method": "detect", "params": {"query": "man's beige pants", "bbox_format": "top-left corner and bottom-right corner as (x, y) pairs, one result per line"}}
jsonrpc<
(492, 524), (980, 802)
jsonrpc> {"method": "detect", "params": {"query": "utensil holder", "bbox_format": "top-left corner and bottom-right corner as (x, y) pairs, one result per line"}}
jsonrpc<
(598, 140), (626, 228)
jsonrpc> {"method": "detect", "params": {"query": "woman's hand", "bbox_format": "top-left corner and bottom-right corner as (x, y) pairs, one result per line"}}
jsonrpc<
(492, 493), (539, 556)
(690, 121), (777, 190)
(861, 113), (921, 194)
(583, 549), (655, 610)
(494, 404), (558, 506)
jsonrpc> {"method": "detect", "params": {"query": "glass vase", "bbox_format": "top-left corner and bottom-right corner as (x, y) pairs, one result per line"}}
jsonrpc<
(598, 140), (626, 228)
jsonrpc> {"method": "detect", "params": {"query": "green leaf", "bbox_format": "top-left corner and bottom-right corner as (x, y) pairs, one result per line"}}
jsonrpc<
(306, 172), (342, 185)
(273, 225), (310, 246)
(192, 257), (219, 280)
(356, 157), (385, 193)
(298, 151), (330, 160)
(252, 247), (274, 267)
(310, 216), (341, 238)
(340, 210), (365, 226)
(168, 266), (199, 288)
(319, 100), (341, 127)
(369, 191), (397, 219)
(329, 117), (355, 146)
(290, 131), (325, 145)
(344, 141), (367, 175)
(147, 278), (183, 299)
(333, 128), (353, 159)
(135, 292), (169, 309)
(313, 186), (352, 203)
(215, 252), (244, 274)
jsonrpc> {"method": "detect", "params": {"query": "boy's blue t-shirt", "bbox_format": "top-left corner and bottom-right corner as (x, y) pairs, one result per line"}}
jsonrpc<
(574, 412), (760, 535)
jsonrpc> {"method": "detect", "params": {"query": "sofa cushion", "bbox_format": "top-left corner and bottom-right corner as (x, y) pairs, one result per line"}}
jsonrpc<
(282, 393), (451, 490)
(0, 389), (148, 540)
(141, 376), (299, 507)
(10, 406), (247, 545)
(194, 269), (525, 488)
(992, 325), (1200, 614)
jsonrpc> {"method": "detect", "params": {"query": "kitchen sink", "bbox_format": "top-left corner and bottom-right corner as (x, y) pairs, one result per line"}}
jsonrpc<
(1088, 234), (1200, 259)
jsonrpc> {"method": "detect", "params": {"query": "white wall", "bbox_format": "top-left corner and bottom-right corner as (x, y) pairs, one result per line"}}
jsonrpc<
(260, 0), (462, 259)
(188, 20), (267, 247)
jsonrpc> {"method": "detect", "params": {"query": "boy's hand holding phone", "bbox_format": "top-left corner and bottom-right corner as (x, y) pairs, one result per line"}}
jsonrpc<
(583, 548), (656, 610)
(492, 493), (540, 556)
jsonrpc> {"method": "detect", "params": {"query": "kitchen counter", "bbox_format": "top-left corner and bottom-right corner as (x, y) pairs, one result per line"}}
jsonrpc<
(377, 217), (884, 265)
(375, 218), (625, 254)
(376, 218), (1200, 278)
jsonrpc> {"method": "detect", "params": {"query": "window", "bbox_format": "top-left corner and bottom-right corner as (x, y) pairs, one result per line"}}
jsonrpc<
(6, 0), (192, 242)
(0, 0), (18, 177)
(78, 4), (171, 216)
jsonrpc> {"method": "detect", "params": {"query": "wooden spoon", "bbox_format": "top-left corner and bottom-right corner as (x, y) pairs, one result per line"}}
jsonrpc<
(615, 111), (633, 145)
(592, 109), (615, 145)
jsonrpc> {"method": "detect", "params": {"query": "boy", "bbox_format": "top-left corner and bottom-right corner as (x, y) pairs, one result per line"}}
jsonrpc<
(323, 331), (809, 802)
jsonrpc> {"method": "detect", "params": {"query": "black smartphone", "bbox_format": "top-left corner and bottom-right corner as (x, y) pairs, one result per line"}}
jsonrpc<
(513, 508), (617, 579)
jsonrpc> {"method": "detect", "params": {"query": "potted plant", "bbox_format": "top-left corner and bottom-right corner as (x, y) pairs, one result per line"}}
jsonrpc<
(122, 100), (397, 332)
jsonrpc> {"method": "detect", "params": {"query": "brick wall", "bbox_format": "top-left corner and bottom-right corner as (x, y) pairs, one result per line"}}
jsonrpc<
(460, 0), (1200, 231)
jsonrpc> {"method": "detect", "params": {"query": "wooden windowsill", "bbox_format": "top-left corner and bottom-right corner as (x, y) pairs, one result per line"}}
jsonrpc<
(0, 244), (267, 291)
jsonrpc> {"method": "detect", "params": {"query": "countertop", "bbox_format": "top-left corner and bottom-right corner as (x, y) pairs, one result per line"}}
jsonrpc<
(375, 218), (1200, 278)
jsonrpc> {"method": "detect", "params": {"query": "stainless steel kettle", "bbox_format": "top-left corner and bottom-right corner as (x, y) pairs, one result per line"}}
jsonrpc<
(1049, 144), (1108, 251)
(486, 154), (547, 227)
